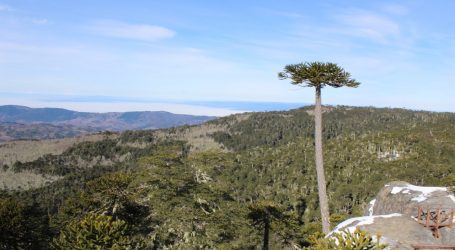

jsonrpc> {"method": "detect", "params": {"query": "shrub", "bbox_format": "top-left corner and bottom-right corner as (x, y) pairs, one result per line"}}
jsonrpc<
(52, 213), (140, 250)
(305, 228), (387, 250)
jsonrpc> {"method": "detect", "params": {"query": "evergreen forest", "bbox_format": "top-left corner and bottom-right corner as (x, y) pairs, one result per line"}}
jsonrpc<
(1, 105), (455, 249)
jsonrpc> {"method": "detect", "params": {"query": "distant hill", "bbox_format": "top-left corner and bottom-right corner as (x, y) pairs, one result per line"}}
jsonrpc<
(0, 122), (99, 142)
(0, 105), (216, 141)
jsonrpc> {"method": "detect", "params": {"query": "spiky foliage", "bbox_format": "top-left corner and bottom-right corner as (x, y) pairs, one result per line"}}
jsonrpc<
(51, 213), (138, 250)
(0, 197), (50, 249)
(278, 62), (360, 88)
(52, 172), (137, 227)
(305, 228), (387, 250)
(0, 198), (29, 249)
(248, 200), (287, 250)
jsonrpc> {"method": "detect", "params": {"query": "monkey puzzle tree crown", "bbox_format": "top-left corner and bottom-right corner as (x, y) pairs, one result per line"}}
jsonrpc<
(278, 62), (360, 88)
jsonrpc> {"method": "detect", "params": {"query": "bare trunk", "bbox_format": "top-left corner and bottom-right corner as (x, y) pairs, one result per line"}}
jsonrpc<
(263, 217), (270, 250)
(314, 86), (330, 234)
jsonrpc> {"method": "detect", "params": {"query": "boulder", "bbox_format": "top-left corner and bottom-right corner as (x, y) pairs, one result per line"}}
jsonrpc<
(440, 227), (455, 244)
(329, 214), (440, 249)
(370, 181), (455, 217)
(331, 182), (455, 249)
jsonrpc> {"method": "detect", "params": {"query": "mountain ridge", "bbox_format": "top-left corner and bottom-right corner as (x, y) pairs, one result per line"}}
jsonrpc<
(0, 105), (216, 141)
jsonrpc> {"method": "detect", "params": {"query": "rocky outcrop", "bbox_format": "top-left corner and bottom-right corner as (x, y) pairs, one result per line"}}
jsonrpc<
(330, 181), (455, 249)
(440, 227), (455, 244)
(329, 213), (440, 249)
(370, 181), (455, 217)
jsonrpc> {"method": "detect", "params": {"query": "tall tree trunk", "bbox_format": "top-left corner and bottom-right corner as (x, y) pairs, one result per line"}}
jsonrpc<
(263, 218), (270, 250)
(314, 86), (330, 234)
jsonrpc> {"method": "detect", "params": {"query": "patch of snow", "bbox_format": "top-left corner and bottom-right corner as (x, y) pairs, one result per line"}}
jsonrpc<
(389, 184), (447, 202)
(405, 184), (446, 193)
(329, 213), (402, 236)
(391, 187), (404, 194)
(448, 195), (455, 203)
(368, 199), (376, 216)
(411, 196), (427, 202)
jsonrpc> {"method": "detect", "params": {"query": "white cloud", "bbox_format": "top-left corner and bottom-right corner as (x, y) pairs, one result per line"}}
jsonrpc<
(335, 10), (400, 43)
(89, 20), (175, 42)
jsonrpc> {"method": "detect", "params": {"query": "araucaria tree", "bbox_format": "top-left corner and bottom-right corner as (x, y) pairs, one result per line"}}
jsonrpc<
(248, 200), (285, 250)
(278, 62), (360, 234)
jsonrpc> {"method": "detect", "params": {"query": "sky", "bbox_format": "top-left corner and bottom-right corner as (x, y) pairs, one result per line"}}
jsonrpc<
(0, 0), (455, 116)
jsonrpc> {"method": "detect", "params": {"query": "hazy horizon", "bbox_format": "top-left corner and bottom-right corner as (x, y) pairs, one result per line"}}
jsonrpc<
(1, 97), (453, 117)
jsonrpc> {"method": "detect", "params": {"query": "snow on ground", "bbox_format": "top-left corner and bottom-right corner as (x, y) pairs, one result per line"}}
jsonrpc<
(390, 184), (447, 202)
(329, 213), (402, 235)
(368, 199), (376, 216)
(448, 194), (455, 202)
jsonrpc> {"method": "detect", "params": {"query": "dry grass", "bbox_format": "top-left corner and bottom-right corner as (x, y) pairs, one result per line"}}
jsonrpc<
(0, 133), (118, 166)
(154, 122), (229, 153)
(176, 113), (252, 153)
(0, 169), (61, 190)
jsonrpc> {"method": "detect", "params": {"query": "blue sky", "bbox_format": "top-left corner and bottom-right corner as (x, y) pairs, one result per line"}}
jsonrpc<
(0, 0), (454, 115)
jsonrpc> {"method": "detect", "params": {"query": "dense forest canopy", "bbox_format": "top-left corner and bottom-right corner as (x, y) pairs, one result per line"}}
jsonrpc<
(1, 106), (454, 249)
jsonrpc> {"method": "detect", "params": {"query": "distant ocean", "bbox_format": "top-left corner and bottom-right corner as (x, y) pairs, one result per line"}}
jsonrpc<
(180, 101), (308, 112)
(0, 92), (308, 115)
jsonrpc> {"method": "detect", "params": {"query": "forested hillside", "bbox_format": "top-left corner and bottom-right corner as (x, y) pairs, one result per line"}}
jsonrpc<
(0, 122), (99, 142)
(1, 106), (454, 249)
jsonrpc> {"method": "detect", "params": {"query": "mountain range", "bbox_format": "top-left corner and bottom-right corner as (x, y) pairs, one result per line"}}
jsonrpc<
(0, 105), (216, 141)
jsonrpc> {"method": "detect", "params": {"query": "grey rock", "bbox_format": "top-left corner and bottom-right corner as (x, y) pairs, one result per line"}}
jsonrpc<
(440, 227), (455, 244)
(370, 181), (455, 218)
(332, 181), (455, 249)
(330, 214), (440, 250)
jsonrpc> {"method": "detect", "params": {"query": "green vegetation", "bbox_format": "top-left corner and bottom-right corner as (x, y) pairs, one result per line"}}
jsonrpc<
(305, 229), (387, 250)
(52, 213), (138, 250)
(248, 200), (288, 250)
(0, 106), (454, 248)
(0, 122), (97, 142)
(0, 197), (50, 249)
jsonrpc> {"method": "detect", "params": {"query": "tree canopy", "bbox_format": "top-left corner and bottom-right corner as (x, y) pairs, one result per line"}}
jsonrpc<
(278, 62), (360, 88)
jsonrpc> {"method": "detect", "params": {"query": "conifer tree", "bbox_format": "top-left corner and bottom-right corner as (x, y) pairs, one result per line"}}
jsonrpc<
(248, 200), (285, 250)
(278, 62), (360, 233)
(52, 213), (136, 250)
